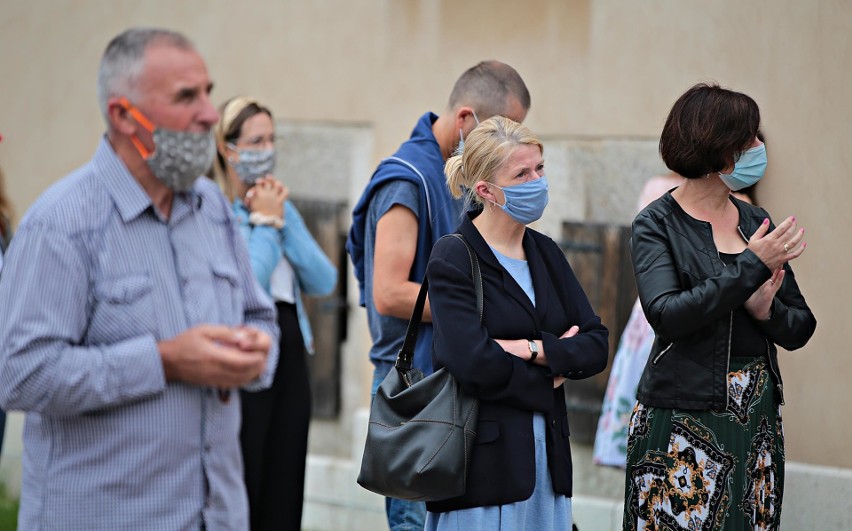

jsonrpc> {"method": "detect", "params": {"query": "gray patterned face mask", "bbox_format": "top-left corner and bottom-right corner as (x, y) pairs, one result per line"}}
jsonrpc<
(121, 98), (216, 192)
(227, 146), (276, 185)
(146, 128), (216, 192)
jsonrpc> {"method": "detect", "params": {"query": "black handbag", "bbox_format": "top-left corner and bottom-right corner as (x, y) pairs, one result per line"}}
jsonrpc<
(357, 234), (482, 502)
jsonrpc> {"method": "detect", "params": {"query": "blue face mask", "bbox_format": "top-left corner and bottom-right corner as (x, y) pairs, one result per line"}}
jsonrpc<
(490, 176), (549, 225)
(719, 143), (767, 191)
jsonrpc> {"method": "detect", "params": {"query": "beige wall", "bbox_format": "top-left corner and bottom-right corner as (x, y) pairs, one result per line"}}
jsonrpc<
(1, 0), (849, 467)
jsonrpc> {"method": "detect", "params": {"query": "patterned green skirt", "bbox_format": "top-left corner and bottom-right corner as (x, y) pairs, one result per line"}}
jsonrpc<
(623, 357), (784, 531)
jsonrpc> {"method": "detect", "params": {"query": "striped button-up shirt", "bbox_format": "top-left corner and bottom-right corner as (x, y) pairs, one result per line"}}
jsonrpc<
(0, 137), (279, 530)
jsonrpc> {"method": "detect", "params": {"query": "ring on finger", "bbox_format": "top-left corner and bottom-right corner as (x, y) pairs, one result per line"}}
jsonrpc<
(784, 242), (790, 253)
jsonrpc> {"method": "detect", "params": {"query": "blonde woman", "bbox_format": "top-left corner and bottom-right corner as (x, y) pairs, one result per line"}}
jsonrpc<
(424, 116), (608, 530)
(212, 97), (337, 531)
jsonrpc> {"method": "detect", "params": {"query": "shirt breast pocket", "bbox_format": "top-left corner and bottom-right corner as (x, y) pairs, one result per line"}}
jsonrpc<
(211, 263), (244, 326)
(90, 272), (156, 342)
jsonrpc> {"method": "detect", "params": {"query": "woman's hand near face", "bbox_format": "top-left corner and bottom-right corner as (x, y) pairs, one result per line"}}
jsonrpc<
(246, 176), (288, 217)
(746, 215), (806, 272)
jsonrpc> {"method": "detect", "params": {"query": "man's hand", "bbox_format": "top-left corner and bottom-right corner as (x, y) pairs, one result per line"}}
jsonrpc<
(230, 326), (273, 358)
(158, 325), (270, 388)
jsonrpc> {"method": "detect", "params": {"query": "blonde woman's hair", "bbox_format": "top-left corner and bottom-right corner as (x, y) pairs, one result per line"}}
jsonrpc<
(445, 116), (542, 208)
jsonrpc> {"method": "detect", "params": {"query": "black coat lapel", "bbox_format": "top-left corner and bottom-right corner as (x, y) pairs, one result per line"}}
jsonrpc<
(523, 231), (553, 323)
(458, 215), (540, 323)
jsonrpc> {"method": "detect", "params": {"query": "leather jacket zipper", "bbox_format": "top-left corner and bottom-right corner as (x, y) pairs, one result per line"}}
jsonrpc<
(724, 311), (733, 410)
(716, 232), (732, 410)
(652, 342), (673, 364)
(764, 337), (785, 404)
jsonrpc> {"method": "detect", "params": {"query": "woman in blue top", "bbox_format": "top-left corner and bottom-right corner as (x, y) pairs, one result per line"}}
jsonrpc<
(213, 97), (337, 531)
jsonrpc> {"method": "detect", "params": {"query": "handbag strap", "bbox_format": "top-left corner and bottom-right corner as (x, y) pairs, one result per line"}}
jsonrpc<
(395, 233), (482, 372)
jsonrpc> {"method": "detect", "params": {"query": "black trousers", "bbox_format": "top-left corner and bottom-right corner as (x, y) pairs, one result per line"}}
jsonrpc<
(240, 301), (312, 531)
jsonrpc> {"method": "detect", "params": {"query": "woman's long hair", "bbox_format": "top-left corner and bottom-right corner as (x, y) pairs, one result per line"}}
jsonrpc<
(0, 165), (12, 240)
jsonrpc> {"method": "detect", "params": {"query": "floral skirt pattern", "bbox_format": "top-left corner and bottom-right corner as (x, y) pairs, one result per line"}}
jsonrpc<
(623, 357), (784, 531)
(594, 298), (656, 468)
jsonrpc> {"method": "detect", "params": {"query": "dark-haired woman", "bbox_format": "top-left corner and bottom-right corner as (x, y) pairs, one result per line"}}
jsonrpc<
(622, 84), (816, 530)
(213, 97), (337, 531)
(0, 162), (13, 457)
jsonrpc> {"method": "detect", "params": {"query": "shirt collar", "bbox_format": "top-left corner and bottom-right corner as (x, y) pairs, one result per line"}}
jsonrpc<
(92, 135), (202, 223)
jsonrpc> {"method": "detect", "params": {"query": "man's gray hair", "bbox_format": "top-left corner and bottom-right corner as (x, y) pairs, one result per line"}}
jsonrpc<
(97, 27), (194, 124)
(447, 61), (531, 120)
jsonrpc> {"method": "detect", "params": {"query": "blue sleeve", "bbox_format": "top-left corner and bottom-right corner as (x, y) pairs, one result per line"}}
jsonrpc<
(368, 180), (420, 223)
(227, 210), (280, 392)
(0, 223), (166, 416)
(281, 201), (337, 297)
(233, 202), (281, 294)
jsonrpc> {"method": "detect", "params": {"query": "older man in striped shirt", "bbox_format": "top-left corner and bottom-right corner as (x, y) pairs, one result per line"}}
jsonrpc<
(0, 28), (278, 530)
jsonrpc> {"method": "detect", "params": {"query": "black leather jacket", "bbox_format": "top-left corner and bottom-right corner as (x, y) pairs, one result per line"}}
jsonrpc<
(631, 192), (816, 410)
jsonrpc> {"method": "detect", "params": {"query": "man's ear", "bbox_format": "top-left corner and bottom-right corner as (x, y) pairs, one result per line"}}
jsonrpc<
(454, 106), (475, 130)
(107, 98), (137, 135)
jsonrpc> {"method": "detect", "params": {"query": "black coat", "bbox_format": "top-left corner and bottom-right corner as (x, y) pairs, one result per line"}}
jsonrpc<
(425, 213), (608, 512)
(631, 192), (816, 410)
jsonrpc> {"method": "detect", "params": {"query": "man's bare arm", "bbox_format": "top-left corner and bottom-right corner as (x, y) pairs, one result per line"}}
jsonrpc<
(372, 204), (431, 321)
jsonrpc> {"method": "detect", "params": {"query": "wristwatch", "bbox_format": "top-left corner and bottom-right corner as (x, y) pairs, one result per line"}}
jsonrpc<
(527, 340), (538, 362)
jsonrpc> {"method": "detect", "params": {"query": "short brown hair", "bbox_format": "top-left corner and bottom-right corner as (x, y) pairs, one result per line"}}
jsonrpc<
(98, 28), (194, 124)
(659, 83), (760, 179)
(447, 61), (531, 120)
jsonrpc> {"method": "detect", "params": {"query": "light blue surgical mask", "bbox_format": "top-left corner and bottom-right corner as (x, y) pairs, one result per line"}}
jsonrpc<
(456, 111), (480, 155)
(719, 143), (767, 191)
(490, 176), (549, 225)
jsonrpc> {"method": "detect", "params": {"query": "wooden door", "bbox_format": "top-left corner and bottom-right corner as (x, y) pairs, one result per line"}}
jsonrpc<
(291, 198), (349, 419)
(559, 221), (637, 443)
